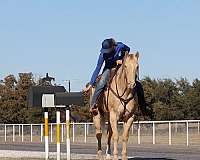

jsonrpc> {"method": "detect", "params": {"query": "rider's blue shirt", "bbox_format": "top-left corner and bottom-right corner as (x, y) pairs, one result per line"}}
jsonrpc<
(90, 42), (130, 86)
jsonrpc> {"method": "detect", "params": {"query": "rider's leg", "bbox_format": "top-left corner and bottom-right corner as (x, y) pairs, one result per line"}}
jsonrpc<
(90, 69), (110, 113)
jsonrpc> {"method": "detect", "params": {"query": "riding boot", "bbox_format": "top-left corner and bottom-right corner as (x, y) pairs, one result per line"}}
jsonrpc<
(90, 104), (98, 116)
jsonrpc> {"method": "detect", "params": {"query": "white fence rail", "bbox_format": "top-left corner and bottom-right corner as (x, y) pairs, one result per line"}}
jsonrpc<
(0, 120), (200, 146)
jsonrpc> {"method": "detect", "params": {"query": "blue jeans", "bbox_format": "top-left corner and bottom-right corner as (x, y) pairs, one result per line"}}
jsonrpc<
(91, 69), (110, 106)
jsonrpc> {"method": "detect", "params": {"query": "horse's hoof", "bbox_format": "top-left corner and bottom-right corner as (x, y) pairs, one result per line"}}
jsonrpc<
(97, 150), (104, 160)
(106, 154), (112, 160)
(122, 155), (127, 160)
(113, 155), (118, 160)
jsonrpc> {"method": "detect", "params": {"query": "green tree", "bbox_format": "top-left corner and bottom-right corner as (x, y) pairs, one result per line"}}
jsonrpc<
(0, 75), (18, 123)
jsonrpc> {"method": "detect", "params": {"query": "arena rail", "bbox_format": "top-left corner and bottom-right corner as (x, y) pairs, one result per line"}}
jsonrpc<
(0, 119), (200, 147)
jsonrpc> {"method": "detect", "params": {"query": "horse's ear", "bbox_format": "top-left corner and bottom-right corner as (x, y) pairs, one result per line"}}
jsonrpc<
(124, 52), (129, 59)
(135, 51), (139, 60)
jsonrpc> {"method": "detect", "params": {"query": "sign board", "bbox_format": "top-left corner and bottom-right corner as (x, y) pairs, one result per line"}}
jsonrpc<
(28, 86), (84, 107)
(42, 94), (55, 108)
(28, 86), (66, 107)
(55, 92), (84, 106)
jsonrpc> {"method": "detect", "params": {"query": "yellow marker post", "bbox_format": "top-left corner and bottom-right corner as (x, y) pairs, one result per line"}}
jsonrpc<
(44, 109), (49, 160)
(56, 110), (61, 160)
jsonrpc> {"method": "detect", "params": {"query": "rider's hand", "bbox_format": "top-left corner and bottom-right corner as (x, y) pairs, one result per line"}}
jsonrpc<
(83, 84), (92, 92)
(116, 60), (123, 65)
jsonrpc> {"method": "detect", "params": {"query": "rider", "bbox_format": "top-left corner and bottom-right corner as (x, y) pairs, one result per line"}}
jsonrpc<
(84, 38), (147, 116)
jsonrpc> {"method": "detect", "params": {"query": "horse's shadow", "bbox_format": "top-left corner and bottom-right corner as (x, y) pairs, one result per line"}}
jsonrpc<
(120, 158), (176, 160)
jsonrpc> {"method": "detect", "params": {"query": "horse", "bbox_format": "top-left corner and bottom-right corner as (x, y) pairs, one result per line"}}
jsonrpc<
(89, 52), (140, 160)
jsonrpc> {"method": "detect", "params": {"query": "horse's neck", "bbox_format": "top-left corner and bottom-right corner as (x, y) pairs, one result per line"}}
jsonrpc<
(112, 66), (131, 97)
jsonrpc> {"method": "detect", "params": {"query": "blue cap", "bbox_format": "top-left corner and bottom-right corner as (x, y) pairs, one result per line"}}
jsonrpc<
(100, 39), (115, 53)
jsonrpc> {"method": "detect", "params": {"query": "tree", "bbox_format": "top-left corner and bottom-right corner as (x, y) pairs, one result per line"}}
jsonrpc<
(0, 75), (18, 123)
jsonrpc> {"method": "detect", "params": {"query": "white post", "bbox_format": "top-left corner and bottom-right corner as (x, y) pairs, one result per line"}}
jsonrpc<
(132, 124), (134, 135)
(153, 122), (155, 144)
(72, 122), (75, 143)
(22, 124), (24, 142)
(13, 125), (15, 142)
(61, 123), (64, 143)
(137, 123), (140, 144)
(84, 123), (87, 143)
(56, 110), (61, 160)
(31, 124), (33, 142)
(4, 124), (6, 142)
(87, 124), (89, 135)
(50, 123), (53, 143)
(19, 125), (20, 137)
(66, 108), (70, 160)
(186, 121), (189, 146)
(169, 122), (171, 145)
(40, 124), (43, 142)
(44, 111), (49, 160)
(198, 121), (199, 135)
(175, 122), (178, 133)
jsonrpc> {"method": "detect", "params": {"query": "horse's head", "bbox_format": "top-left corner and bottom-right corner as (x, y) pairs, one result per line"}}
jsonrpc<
(122, 52), (139, 89)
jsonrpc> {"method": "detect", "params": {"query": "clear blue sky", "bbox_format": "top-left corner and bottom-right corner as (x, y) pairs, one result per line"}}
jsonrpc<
(0, 0), (199, 91)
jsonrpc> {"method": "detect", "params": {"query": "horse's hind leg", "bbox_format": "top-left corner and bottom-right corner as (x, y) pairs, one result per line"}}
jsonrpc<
(106, 121), (112, 160)
(93, 112), (104, 160)
(122, 116), (134, 160)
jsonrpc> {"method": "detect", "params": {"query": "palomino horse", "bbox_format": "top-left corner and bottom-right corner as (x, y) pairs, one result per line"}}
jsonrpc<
(90, 52), (139, 160)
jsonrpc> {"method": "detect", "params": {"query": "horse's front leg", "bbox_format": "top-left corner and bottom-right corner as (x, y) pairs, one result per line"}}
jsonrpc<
(106, 122), (112, 160)
(110, 112), (119, 160)
(122, 116), (134, 160)
(93, 113), (104, 160)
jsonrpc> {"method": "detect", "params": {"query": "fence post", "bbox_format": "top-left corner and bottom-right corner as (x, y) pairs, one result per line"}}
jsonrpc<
(153, 122), (155, 144)
(22, 124), (24, 142)
(13, 125), (15, 142)
(175, 122), (178, 133)
(31, 124), (33, 142)
(87, 124), (89, 135)
(19, 125), (20, 137)
(50, 123), (53, 143)
(84, 123), (87, 143)
(186, 121), (189, 146)
(137, 123), (140, 144)
(169, 122), (171, 145)
(4, 124), (6, 142)
(40, 124), (43, 142)
(132, 124), (134, 135)
(61, 123), (64, 143)
(72, 122), (75, 143)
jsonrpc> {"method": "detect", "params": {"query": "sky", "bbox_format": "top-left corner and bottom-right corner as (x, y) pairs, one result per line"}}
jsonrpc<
(0, 0), (200, 91)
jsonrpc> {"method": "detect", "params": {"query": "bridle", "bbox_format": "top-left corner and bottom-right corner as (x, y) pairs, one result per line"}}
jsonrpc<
(108, 61), (137, 113)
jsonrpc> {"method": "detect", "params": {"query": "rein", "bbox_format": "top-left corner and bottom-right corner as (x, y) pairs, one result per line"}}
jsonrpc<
(108, 64), (136, 112)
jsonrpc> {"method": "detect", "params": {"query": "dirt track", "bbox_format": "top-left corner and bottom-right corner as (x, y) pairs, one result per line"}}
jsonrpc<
(0, 143), (200, 160)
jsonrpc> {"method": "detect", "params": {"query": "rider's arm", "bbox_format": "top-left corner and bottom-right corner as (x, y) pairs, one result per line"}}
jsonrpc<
(90, 53), (104, 86)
